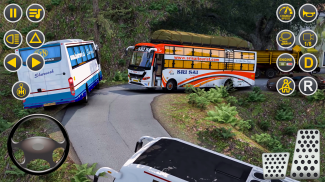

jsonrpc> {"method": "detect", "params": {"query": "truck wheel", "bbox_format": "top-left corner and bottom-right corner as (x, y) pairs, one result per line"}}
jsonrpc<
(166, 80), (177, 91)
(255, 68), (261, 78)
(266, 68), (276, 78)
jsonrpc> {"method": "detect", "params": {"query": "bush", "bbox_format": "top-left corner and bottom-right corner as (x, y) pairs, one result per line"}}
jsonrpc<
(237, 119), (251, 131)
(51, 0), (61, 6)
(206, 89), (224, 103)
(68, 4), (76, 11)
(215, 86), (229, 98)
(0, 118), (12, 133)
(259, 120), (270, 131)
(283, 126), (297, 136)
(46, 32), (55, 40)
(118, 59), (126, 66)
(210, 127), (236, 139)
(113, 71), (128, 82)
(307, 89), (325, 102)
(188, 93), (209, 110)
(247, 91), (265, 102)
(184, 84), (196, 94)
(206, 103), (238, 126)
(149, 2), (162, 10)
(46, 4), (53, 11)
(252, 86), (261, 93)
(251, 133), (283, 151)
(237, 98), (248, 106)
(275, 103), (294, 121)
(248, 120), (255, 130)
(226, 96), (238, 105)
(165, 4), (178, 13)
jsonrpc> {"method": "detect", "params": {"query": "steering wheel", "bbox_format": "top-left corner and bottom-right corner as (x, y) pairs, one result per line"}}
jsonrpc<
(7, 114), (70, 175)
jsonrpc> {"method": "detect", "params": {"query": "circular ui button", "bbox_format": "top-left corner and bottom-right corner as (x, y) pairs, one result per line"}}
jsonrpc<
(4, 53), (23, 72)
(277, 53), (296, 72)
(299, 30), (318, 49)
(276, 77), (296, 96)
(299, 53), (318, 72)
(12, 81), (31, 100)
(26, 53), (45, 72)
(3, 4), (23, 23)
(276, 30), (295, 49)
(26, 30), (45, 49)
(276, 4), (295, 23)
(4, 30), (23, 49)
(26, 4), (45, 23)
(299, 77), (318, 96)
(299, 4), (318, 23)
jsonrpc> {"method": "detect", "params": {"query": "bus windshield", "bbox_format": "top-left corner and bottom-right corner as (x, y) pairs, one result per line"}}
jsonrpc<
(130, 51), (153, 68)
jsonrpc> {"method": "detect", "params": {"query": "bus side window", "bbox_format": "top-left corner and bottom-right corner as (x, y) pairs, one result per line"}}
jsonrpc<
(175, 47), (183, 55)
(194, 49), (202, 56)
(202, 62), (209, 69)
(211, 62), (219, 69)
(67, 47), (78, 67)
(242, 64), (249, 71)
(164, 60), (173, 68)
(73, 46), (83, 64)
(174, 60), (183, 68)
(202, 49), (210, 57)
(165, 46), (173, 54)
(79, 46), (88, 62)
(84, 45), (92, 60)
(248, 64), (254, 71)
(234, 63), (241, 70)
(184, 48), (192, 56)
(184, 60), (192, 68)
(88, 44), (95, 58)
(211, 50), (219, 57)
(193, 61), (201, 69)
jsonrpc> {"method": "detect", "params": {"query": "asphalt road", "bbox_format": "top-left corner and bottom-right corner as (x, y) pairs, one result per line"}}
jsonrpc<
(61, 84), (171, 182)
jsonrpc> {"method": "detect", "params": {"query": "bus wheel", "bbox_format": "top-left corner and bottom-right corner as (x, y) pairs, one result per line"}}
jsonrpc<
(266, 68), (276, 78)
(95, 75), (100, 89)
(255, 68), (261, 78)
(82, 87), (89, 103)
(166, 80), (177, 91)
(224, 80), (233, 91)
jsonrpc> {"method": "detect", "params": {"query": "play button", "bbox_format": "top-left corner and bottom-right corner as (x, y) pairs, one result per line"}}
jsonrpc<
(26, 53), (45, 72)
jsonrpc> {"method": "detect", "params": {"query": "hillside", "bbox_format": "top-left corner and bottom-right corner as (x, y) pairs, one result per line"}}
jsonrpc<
(0, 0), (183, 124)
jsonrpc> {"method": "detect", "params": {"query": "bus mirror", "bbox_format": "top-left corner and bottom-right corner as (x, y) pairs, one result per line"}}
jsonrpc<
(135, 141), (143, 152)
(125, 46), (135, 56)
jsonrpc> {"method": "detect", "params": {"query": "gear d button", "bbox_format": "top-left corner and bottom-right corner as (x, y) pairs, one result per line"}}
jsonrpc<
(276, 77), (295, 96)
(299, 53), (318, 72)
(299, 77), (318, 96)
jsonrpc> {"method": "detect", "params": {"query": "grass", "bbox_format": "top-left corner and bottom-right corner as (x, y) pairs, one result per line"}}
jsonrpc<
(154, 90), (325, 182)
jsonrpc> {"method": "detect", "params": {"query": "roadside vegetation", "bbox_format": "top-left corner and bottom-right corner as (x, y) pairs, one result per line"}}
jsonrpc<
(155, 85), (325, 182)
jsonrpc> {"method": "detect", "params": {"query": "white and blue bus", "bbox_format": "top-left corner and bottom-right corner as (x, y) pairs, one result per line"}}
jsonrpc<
(16, 39), (102, 109)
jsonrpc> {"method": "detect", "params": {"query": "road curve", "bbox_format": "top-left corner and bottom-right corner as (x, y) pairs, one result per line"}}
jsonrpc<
(61, 84), (170, 182)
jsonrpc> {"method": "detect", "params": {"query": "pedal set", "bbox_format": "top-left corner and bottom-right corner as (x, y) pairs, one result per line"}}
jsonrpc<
(262, 152), (290, 179)
(261, 129), (321, 180)
(290, 129), (320, 179)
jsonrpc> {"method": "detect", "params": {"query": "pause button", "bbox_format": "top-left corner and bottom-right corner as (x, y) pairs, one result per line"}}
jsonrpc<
(298, 77), (318, 96)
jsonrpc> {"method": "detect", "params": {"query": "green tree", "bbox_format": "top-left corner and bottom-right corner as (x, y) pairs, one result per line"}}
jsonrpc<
(153, 0), (324, 50)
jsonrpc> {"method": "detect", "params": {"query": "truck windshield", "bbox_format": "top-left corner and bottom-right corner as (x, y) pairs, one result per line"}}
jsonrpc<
(130, 51), (153, 68)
